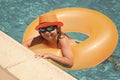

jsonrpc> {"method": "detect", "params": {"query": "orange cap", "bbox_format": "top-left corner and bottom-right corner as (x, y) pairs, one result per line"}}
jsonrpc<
(35, 13), (63, 30)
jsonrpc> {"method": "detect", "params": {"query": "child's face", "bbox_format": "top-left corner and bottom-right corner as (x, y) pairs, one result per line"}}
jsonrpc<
(39, 26), (58, 41)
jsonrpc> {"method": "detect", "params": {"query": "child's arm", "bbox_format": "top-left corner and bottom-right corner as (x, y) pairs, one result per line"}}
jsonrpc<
(22, 36), (42, 48)
(40, 37), (73, 67)
(22, 38), (33, 48)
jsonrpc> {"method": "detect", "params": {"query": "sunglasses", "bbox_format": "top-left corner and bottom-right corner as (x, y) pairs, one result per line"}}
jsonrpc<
(39, 26), (57, 33)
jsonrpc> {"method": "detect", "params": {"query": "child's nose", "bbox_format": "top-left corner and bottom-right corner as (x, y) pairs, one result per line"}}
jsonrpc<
(44, 31), (50, 34)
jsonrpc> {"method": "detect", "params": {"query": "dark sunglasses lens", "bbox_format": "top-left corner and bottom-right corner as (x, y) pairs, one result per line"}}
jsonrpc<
(39, 28), (46, 33)
(46, 26), (56, 31)
(39, 26), (56, 33)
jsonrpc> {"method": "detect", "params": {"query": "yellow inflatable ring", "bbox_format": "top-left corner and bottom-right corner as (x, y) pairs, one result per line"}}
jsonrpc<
(22, 8), (118, 70)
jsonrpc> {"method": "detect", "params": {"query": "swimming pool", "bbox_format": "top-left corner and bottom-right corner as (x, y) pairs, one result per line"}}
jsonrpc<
(0, 0), (120, 80)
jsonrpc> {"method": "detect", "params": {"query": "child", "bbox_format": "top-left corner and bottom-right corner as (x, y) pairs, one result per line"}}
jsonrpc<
(23, 13), (77, 67)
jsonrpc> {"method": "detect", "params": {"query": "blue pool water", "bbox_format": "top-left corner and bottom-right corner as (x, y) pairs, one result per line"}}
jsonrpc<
(0, 0), (120, 80)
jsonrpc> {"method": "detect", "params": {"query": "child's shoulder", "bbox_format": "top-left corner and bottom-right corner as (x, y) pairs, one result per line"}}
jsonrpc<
(59, 34), (70, 43)
(59, 34), (77, 46)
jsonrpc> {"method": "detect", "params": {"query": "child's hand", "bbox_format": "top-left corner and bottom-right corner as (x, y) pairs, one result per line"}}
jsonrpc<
(35, 54), (51, 59)
(34, 54), (41, 58)
(40, 54), (51, 59)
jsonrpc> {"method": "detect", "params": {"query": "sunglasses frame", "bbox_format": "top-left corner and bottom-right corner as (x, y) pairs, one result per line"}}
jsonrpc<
(39, 25), (57, 33)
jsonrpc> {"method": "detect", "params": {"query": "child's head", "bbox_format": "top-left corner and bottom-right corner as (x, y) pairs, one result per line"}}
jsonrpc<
(35, 13), (64, 42)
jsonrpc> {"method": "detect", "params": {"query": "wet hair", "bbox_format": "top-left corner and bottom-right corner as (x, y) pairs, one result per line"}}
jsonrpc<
(56, 26), (71, 44)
